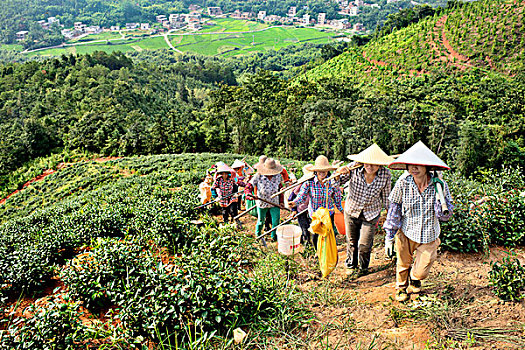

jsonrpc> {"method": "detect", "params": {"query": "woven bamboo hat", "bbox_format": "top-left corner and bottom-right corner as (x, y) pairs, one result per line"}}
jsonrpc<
(216, 163), (234, 174)
(231, 159), (245, 169)
(258, 158), (284, 176)
(389, 141), (450, 170)
(253, 155), (267, 170)
(305, 156), (337, 172)
(347, 143), (395, 166)
(298, 164), (314, 182)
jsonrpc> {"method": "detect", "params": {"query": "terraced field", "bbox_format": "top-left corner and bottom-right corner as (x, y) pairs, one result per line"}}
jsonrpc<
(304, 0), (525, 83)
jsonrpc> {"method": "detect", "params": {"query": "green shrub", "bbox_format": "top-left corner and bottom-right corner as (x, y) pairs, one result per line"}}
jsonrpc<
(60, 238), (154, 310)
(440, 168), (525, 252)
(488, 253), (525, 301)
(0, 297), (89, 349)
(440, 200), (483, 252)
(481, 190), (525, 247)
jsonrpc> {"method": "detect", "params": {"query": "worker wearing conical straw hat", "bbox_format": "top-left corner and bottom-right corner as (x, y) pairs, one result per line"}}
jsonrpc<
(212, 163), (245, 226)
(383, 141), (454, 302)
(246, 158), (284, 242)
(290, 156), (344, 248)
(336, 144), (393, 275)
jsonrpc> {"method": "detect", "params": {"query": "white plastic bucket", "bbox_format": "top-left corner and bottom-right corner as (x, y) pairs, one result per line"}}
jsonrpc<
(276, 224), (302, 255)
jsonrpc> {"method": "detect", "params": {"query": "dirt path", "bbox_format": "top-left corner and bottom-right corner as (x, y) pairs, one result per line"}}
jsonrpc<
(236, 210), (525, 349)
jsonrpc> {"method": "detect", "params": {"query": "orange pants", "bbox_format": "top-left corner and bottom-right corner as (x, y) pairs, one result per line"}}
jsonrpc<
(395, 231), (440, 289)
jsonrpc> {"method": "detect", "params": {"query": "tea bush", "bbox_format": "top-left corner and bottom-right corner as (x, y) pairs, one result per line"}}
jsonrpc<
(0, 297), (89, 349)
(439, 200), (483, 253)
(0, 179), (200, 297)
(481, 190), (525, 247)
(440, 168), (525, 252)
(0, 153), (311, 347)
(61, 227), (279, 343)
(489, 254), (525, 301)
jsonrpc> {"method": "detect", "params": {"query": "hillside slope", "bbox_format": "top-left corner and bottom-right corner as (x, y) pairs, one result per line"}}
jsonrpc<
(304, 0), (525, 83)
(1, 153), (524, 348)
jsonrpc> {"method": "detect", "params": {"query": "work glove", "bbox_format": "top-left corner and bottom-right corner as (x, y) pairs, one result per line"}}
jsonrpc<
(385, 236), (395, 259)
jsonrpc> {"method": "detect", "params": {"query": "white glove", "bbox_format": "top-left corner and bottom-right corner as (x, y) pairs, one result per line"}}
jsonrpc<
(385, 237), (395, 258)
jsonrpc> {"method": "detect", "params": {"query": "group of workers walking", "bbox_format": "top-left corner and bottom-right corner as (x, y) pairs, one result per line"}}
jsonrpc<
(199, 141), (454, 302)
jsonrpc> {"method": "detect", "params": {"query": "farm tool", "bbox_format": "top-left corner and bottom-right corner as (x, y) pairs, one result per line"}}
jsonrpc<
(193, 190), (243, 210)
(271, 175), (315, 198)
(233, 204), (257, 220)
(433, 170), (449, 215)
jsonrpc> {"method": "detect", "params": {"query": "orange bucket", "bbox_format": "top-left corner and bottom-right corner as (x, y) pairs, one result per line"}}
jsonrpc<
(334, 201), (346, 235)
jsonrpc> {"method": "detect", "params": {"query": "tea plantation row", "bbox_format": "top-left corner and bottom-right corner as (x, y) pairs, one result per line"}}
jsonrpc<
(0, 154), (308, 348)
(0, 153), (523, 347)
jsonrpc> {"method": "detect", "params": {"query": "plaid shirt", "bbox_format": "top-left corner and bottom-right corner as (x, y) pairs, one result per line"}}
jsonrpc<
(294, 177), (343, 217)
(212, 177), (241, 207)
(339, 166), (391, 221)
(383, 175), (454, 244)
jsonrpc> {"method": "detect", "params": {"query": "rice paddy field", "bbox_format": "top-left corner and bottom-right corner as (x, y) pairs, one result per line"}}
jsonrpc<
(24, 20), (341, 58)
(172, 27), (338, 57)
(199, 17), (268, 33)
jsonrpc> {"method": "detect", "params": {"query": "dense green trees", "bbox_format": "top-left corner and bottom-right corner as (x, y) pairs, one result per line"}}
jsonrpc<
(0, 51), (234, 178)
(204, 69), (525, 173)
(1, 49), (523, 180)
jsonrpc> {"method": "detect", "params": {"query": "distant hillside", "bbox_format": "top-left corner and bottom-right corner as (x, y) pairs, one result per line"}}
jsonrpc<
(304, 0), (525, 82)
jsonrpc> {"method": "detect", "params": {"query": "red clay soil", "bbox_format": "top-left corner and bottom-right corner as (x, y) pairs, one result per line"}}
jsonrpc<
(363, 50), (388, 67)
(362, 49), (427, 77)
(0, 169), (56, 206)
(433, 15), (477, 71)
(0, 157), (122, 206)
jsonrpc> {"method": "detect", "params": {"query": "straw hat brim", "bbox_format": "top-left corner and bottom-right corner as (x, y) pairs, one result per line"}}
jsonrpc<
(347, 144), (395, 166)
(231, 160), (245, 168)
(388, 162), (450, 171)
(216, 163), (234, 174)
(258, 165), (283, 176)
(304, 164), (337, 172)
(388, 141), (450, 171)
(301, 164), (313, 175)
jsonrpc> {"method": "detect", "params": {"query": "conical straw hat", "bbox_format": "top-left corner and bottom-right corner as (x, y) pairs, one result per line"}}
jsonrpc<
(231, 159), (245, 169)
(297, 164), (314, 182)
(304, 156), (337, 172)
(258, 158), (284, 176)
(389, 141), (450, 170)
(253, 155), (267, 170)
(347, 143), (395, 166)
(216, 163), (234, 174)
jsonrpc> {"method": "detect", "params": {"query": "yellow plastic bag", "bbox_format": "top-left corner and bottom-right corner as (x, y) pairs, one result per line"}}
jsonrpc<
(310, 207), (338, 278)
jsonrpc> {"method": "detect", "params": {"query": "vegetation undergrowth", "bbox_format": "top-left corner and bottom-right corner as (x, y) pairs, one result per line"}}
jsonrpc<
(489, 252), (525, 302)
(0, 153), (311, 348)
